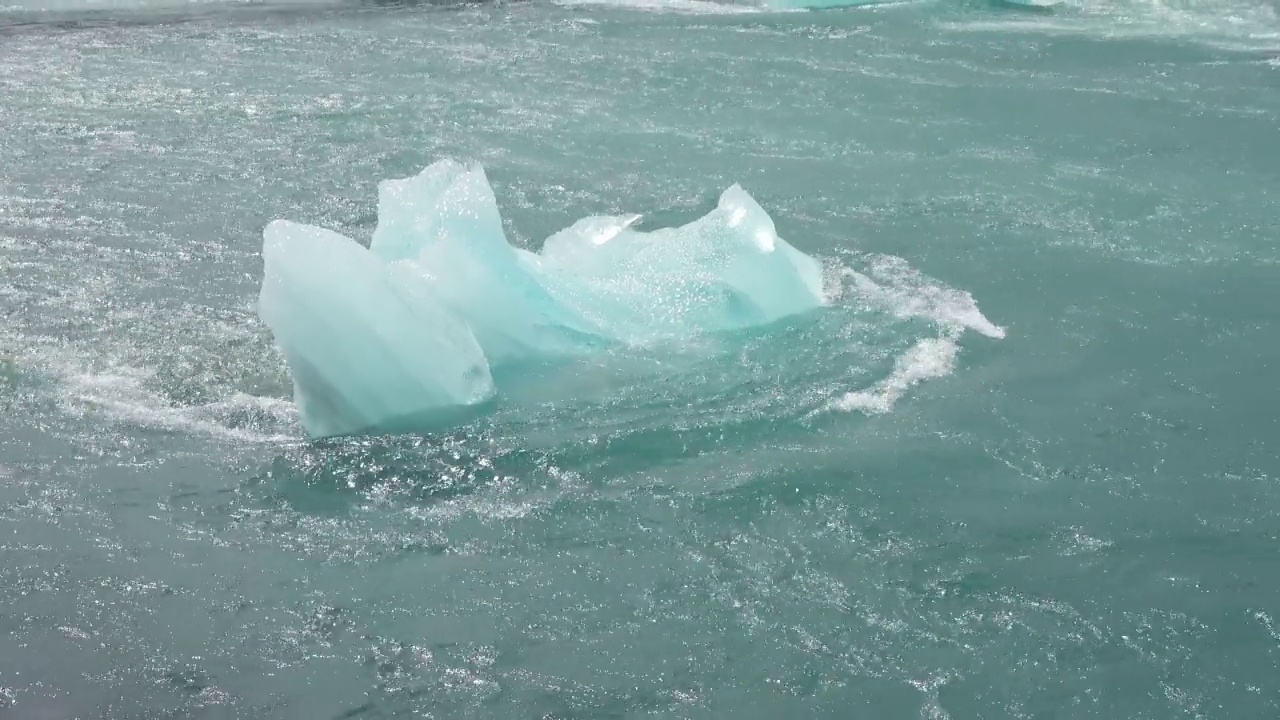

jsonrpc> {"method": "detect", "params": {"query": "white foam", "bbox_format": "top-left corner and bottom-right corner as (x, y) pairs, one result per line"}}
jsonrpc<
(58, 364), (300, 444)
(831, 336), (959, 414)
(844, 256), (1006, 340)
(941, 0), (1280, 53)
(822, 253), (1005, 416)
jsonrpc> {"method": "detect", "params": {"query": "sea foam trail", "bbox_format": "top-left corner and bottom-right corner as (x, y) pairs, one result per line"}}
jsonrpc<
(825, 257), (1005, 416)
(831, 337), (960, 414)
(60, 366), (300, 443)
(842, 258), (1006, 341)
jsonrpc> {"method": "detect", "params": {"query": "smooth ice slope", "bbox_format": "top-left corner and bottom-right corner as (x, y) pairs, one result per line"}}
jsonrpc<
(258, 160), (827, 438)
(259, 221), (495, 439)
(370, 160), (601, 364)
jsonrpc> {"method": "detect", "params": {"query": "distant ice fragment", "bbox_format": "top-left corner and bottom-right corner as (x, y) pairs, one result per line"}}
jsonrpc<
(258, 160), (826, 438)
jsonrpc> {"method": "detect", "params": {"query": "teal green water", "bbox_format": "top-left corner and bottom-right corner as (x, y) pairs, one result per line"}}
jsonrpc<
(1, 0), (1278, 717)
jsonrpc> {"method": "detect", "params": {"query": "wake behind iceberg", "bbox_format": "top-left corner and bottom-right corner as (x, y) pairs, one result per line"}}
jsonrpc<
(259, 160), (827, 438)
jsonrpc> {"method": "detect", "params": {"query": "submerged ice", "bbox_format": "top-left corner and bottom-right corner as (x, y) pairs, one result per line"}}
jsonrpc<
(259, 160), (826, 438)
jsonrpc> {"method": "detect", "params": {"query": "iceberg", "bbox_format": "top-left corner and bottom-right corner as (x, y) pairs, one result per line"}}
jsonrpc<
(258, 160), (826, 439)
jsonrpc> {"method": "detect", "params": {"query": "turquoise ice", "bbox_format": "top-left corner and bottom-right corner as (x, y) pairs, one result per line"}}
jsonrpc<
(369, 160), (600, 365)
(258, 220), (495, 439)
(258, 160), (827, 438)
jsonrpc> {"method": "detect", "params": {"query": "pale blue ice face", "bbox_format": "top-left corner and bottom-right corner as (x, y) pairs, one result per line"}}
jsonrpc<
(258, 219), (495, 440)
(258, 160), (828, 439)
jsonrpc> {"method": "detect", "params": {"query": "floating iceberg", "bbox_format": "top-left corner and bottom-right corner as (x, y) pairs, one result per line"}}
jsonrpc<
(258, 160), (826, 439)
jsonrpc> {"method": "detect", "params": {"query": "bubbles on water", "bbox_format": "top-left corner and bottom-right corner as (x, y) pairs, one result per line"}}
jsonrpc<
(58, 364), (298, 443)
(1055, 526), (1114, 555)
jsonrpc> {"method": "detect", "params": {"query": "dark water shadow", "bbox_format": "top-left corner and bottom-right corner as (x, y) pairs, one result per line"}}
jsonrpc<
(243, 423), (552, 516)
(0, 0), (505, 35)
(985, 0), (1063, 14)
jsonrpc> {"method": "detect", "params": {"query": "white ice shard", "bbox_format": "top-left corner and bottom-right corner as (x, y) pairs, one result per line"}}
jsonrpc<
(258, 160), (826, 438)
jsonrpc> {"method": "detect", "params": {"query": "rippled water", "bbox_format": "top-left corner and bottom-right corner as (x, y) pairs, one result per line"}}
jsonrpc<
(1, 0), (1278, 717)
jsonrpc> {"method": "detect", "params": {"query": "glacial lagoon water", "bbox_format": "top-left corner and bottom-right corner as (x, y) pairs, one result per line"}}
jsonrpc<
(1, 0), (1278, 716)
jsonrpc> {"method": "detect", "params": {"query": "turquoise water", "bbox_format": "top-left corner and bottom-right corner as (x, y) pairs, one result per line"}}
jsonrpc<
(1, 0), (1278, 717)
